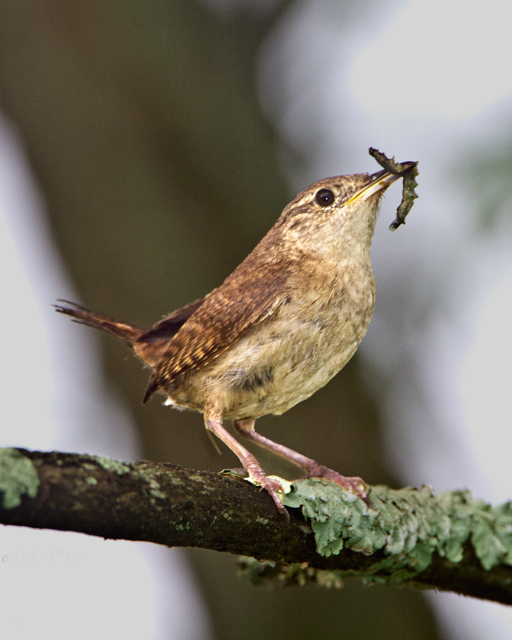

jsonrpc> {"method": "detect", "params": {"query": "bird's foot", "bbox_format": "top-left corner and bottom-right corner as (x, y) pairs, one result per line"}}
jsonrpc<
(244, 465), (289, 519)
(221, 467), (289, 517)
(301, 464), (375, 510)
(259, 475), (290, 520)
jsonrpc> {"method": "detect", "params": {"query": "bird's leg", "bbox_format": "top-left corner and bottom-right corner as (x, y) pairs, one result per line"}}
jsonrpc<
(234, 418), (369, 504)
(204, 412), (288, 516)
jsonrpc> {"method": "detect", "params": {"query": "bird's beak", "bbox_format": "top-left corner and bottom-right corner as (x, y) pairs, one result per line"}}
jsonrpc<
(349, 162), (416, 204)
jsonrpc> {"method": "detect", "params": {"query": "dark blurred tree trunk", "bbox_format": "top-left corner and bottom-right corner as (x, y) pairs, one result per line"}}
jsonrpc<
(0, 2), (442, 639)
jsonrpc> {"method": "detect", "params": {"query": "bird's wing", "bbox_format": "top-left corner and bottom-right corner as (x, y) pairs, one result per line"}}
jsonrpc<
(142, 256), (293, 402)
(138, 297), (206, 342)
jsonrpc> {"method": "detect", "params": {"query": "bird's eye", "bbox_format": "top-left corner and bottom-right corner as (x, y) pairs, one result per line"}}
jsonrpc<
(315, 188), (335, 206)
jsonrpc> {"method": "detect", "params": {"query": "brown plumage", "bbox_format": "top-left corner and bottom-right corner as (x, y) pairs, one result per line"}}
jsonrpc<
(56, 162), (415, 515)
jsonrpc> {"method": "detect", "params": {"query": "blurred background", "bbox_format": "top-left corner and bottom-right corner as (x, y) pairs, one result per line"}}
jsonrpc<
(1, 0), (511, 638)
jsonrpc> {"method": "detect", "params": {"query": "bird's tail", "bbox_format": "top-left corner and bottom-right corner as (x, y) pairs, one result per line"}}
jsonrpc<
(54, 300), (145, 344)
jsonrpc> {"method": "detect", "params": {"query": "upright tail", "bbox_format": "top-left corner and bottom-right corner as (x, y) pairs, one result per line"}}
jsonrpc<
(54, 300), (145, 344)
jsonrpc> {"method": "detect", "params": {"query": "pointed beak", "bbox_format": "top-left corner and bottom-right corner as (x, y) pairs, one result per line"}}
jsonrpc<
(349, 161), (417, 204)
(349, 171), (400, 204)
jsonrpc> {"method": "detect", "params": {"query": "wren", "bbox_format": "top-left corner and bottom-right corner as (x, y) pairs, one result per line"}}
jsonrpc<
(56, 154), (417, 515)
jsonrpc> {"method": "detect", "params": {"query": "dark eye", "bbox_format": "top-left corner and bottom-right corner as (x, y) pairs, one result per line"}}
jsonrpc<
(315, 188), (335, 206)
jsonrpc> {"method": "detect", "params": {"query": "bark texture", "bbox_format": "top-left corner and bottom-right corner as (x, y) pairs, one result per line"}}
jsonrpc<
(1, 447), (512, 605)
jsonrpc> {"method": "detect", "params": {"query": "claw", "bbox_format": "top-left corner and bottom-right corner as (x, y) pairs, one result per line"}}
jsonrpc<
(259, 476), (290, 520)
(301, 465), (377, 510)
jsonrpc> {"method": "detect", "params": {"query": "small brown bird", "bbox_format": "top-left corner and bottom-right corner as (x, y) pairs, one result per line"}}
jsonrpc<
(56, 159), (415, 514)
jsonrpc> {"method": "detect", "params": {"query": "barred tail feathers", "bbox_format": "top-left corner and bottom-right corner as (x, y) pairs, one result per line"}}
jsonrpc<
(54, 300), (144, 344)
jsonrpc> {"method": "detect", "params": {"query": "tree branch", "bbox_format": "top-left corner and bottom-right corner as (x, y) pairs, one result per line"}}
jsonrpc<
(1, 447), (511, 605)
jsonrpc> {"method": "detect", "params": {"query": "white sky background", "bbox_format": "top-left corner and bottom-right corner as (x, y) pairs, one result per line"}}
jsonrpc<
(0, 117), (212, 640)
(258, 0), (512, 637)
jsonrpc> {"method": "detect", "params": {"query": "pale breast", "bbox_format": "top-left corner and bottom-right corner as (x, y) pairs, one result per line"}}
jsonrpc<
(169, 259), (376, 420)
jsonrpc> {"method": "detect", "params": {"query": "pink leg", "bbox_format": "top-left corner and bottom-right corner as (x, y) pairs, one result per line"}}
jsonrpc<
(234, 418), (369, 504)
(205, 413), (288, 517)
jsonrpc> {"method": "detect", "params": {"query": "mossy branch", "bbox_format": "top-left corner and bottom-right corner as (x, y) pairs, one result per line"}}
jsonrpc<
(1, 447), (512, 605)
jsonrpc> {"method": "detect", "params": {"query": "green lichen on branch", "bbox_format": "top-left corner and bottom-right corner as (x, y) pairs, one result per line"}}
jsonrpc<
(0, 448), (40, 509)
(283, 480), (512, 581)
(369, 147), (419, 231)
(238, 555), (345, 589)
(91, 455), (130, 475)
(2, 447), (512, 603)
